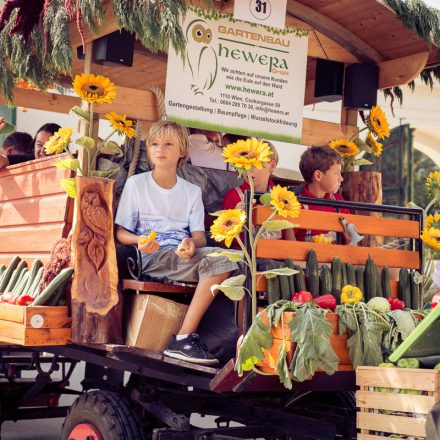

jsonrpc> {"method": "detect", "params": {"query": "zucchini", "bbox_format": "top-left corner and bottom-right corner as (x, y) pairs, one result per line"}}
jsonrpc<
(0, 264), (6, 277)
(347, 263), (356, 286)
(341, 262), (348, 287)
(331, 257), (342, 304)
(47, 284), (67, 306)
(409, 270), (419, 310)
(29, 266), (44, 298)
(34, 268), (74, 305)
(306, 249), (319, 297)
(12, 269), (28, 295)
(293, 265), (306, 292)
(0, 256), (20, 293)
(266, 261), (280, 305)
(364, 256), (377, 301)
(376, 270), (383, 297)
(284, 258), (296, 294)
(381, 267), (391, 298)
(398, 268), (411, 308)
(4, 260), (26, 293)
(279, 270), (291, 300)
(23, 260), (44, 295)
(355, 266), (364, 294)
(320, 265), (332, 294)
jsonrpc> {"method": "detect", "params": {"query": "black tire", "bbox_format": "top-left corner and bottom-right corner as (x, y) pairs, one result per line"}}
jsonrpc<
(61, 390), (145, 440)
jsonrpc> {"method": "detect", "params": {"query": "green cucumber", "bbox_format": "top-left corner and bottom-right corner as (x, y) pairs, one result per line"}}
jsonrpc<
(399, 268), (411, 308)
(410, 270), (419, 310)
(376, 270), (383, 297)
(29, 267), (44, 298)
(12, 268), (28, 295)
(266, 261), (280, 305)
(23, 260), (44, 295)
(0, 264), (6, 277)
(381, 267), (391, 298)
(364, 256), (377, 301)
(293, 265), (306, 292)
(284, 258), (296, 294)
(0, 256), (20, 293)
(320, 265), (332, 294)
(306, 249), (319, 297)
(34, 268), (74, 306)
(279, 271), (291, 300)
(331, 257), (342, 304)
(4, 260), (27, 293)
(355, 266), (364, 294)
(347, 263), (356, 286)
(341, 262), (348, 287)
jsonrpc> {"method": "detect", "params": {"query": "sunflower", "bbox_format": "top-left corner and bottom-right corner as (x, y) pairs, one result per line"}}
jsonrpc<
(425, 213), (440, 229)
(365, 132), (382, 156)
(270, 185), (301, 218)
(105, 112), (135, 138)
(73, 73), (117, 104)
(426, 171), (440, 196)
(421, 227), (440, 252)
(222, 138), (272, 171)
(367, 106), (390, 139)
(210, 209), (246, 247)
(44, 127), (73, 155)
(312, 234), (333, 244)
(328, 139), (359, 157)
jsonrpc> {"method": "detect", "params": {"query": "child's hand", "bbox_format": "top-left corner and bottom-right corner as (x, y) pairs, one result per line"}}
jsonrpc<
(175, 238), (195, 260)
(235, 199), (256, 210)
(138, 233), (160, 254)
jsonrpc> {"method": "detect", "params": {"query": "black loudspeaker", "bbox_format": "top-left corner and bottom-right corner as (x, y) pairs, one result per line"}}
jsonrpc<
(93, 29), (135, 67)
(343, 63), (379, 109)
(314, 58), (344, 102)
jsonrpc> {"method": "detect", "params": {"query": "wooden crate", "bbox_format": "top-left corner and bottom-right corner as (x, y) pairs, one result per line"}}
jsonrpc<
(0, 303), (71, 346)
(357, 366), (440, 439)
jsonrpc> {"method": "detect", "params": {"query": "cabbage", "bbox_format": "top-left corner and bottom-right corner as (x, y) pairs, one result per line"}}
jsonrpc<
(367, 297), (391, 313)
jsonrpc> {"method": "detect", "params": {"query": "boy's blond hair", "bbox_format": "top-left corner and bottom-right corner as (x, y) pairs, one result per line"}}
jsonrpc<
(262, 139), (279, 166)
(147, 121), (189, 168)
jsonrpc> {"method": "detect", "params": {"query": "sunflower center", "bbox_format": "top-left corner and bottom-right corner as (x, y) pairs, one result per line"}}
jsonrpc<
(239, 151), (257, 159)
(85, 85), (103, 95)
(339, 145), (350, 152)
(373, 117), (381, 128)
(282, 198), (289, 205)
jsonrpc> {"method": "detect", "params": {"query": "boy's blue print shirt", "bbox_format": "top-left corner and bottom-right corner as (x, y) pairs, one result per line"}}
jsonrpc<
(115, 172), (205, 248)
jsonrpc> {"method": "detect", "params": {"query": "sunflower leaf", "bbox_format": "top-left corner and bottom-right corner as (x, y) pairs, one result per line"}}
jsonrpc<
(69, 106), (90, 122)
(76, 136), (95, 153)
(90, 169), (119, 178)
(262, 220), (298, 232)
(235, 312), (273, 376)
(353, 158), (373, 166)
(55, 158), (80, 172)
(211, 274), (246, 300)
(100, 141), (123, 157)
(260, 267), (297, 279)
(207, 251), (243, 262)
(60, 178), (77, 198)
(259, 192), (272, 205)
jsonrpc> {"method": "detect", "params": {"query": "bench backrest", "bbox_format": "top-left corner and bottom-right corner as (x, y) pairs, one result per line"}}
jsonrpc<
(0, 156), (73, 266)
(254, 205), (421, 270)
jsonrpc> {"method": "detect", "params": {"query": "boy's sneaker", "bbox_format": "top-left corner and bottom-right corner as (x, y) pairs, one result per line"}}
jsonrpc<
(164, 334), (219, 366)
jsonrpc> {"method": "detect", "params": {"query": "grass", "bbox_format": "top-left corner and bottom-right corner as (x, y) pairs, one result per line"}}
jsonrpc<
(168, 116), (301, 144)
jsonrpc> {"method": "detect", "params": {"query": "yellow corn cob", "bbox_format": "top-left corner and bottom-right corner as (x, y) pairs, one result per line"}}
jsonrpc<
(139, 231), (157, 245)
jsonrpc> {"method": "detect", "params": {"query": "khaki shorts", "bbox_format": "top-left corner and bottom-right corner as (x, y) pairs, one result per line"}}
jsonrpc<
(141, 245), (240, 282)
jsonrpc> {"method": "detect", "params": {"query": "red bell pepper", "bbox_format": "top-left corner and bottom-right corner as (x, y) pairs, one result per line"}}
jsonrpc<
(314, 294), (337, 311)
(291, 291), (313, 304)
(387, 297), (405, 311)
(431, 292), (440, 309)
(16, 295), (34, 306)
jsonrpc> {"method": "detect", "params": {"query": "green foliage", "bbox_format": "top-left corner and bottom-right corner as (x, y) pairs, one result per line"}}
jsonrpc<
(413, 149), (438, 213)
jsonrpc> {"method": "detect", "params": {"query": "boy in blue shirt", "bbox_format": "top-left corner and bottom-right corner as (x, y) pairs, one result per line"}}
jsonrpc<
(116, 121), (239, 365)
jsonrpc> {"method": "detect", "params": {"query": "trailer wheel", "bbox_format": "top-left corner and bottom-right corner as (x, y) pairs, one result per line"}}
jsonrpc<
(61, 390), (145, 440)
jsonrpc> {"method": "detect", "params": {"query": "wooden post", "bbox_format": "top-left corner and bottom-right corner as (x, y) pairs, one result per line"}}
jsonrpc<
(341, 171), (383, 247)
(71, 176), (122, 343)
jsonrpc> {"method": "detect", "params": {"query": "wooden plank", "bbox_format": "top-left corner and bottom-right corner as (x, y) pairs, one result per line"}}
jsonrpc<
(0, 194), (70, 227)
(357, 366), (439, 391)
(0, 155), (66, 176)
(356, 390), (436, 414)
(122, 279), (196, 294)
(0, 321), (71, 346)
(301, 118), (357, 146)
(256, 240), (420, 269)
(0, 223), (67, 253)
(0, 167), (71, 202)
(0, 304), (70, 329)
(357, 435), (396, 440)
(255, 207), (420, 238)
(357, 412), (426, 437)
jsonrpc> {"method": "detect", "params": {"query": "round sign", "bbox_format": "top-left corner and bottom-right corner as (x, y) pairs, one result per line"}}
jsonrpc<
(30, 314), (44, 329)
(249, 0), (272, 21)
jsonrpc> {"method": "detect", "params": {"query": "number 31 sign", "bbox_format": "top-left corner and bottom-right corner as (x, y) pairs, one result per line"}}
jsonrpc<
(234, 0), (287, 29)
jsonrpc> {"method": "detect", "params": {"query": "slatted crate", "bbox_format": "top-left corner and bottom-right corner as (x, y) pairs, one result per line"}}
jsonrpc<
(356, 366), (440, 439)
(0, 303), (71, 346)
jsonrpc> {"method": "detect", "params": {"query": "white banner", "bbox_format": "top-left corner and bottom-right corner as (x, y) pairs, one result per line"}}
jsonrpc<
(165, 8), (308, 144)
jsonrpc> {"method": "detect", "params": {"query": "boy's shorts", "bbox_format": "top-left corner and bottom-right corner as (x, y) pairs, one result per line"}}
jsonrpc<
(141, 245), (240, 283)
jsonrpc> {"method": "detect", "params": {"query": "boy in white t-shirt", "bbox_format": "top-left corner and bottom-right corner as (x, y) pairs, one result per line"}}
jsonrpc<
(115, 121), (239, 365)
